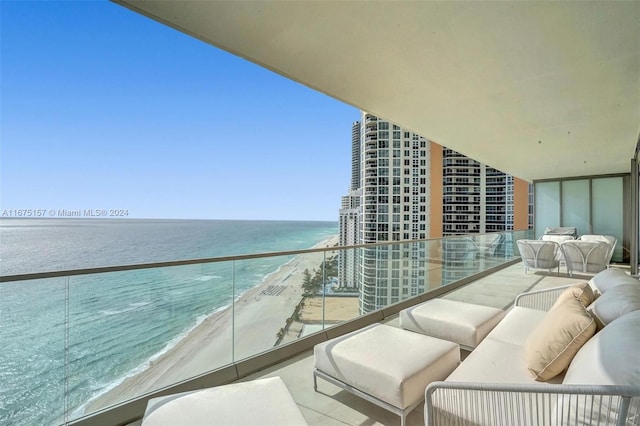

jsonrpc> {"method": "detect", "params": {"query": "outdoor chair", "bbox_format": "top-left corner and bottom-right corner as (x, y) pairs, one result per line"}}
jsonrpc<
(540, 234), (575, 244)
(516, 239), (560, 274)
(539, 234), (574, 264)
(543, 226), (578, 238)
(560, 240), (610, 277)
(578, 234), (617, 267)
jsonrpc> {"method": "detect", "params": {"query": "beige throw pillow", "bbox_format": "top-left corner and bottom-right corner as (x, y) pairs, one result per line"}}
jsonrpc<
(550, 282), (595, 310)
(524, 298), (596, 381)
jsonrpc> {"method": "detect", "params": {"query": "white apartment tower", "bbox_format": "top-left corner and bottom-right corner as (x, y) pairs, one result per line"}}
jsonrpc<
(442, 148), (516, 235)
(357, 112), (431, 313)
(338, 190), (360, 289)
(337, 122), (362, 289)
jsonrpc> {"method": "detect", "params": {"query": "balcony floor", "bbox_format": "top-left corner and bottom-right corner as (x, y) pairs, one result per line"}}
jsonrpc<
(128, 262), (606, 426)
(239, 263), (581, 426)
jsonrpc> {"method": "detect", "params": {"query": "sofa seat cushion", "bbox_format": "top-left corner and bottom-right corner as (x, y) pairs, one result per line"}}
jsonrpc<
(445, 337), (566, 384)
(481, 306), (547, 346)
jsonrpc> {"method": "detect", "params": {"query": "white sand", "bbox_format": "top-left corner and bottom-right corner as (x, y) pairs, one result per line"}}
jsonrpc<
(85, 234), (339, 412)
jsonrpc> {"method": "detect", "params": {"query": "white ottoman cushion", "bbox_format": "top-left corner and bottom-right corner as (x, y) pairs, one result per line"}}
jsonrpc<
(314, 324), (459, 409)
(141, 377), (307, 426)
(400, 299), (506, 349)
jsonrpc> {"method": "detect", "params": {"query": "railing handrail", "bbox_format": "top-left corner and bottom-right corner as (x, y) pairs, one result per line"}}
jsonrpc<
(0, 229), (530, 283)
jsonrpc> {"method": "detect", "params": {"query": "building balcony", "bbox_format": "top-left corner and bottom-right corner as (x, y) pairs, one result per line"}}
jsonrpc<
(211, 260), (592, 426)
(4, 2), (639, 423)
(0, 230), (537, 426)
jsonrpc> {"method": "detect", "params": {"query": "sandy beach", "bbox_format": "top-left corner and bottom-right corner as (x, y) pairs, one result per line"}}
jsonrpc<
(85, 234), (340, 412)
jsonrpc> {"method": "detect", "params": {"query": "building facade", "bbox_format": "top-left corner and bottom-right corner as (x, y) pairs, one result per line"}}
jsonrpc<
(338, 189), (361, 289)
(442, 149), (524, 235)
(354, 113), (433, 312)
(339, 112), (530, 313)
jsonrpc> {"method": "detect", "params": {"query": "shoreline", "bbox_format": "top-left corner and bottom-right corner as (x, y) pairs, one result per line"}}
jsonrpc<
(84, 234), (340, 413)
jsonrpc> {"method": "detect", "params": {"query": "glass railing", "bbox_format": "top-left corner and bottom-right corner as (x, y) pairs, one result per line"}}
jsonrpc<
(0, 230), (533, 425)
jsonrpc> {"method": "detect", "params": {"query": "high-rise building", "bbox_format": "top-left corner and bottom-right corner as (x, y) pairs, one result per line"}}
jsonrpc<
(337, 121), (364, 289)
(338, 189), (360, 289)
(350, 121), (360, 191)
(441, 148), (529, 235)
(339, 112), (530, 313)
(354, 112), (433, 312)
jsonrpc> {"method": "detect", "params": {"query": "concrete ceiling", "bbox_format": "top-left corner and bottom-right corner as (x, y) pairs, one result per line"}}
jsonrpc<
(114, 1), (639, 182)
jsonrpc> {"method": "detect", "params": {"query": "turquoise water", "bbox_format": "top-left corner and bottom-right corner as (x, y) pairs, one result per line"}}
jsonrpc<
(0, 219), (338, 425)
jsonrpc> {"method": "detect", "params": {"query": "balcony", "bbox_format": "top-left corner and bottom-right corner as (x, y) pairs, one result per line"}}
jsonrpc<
(120, 256), (609, 426)
(4, 2), (639, 425)
(2, 231), (552, 426)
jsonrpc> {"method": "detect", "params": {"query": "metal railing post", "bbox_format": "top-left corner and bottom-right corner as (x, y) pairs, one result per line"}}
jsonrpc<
(631, 156), (639, 275)
(232, 261), (236, 362)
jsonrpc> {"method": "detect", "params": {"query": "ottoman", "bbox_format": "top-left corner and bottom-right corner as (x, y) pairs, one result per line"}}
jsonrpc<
(313, 323), (459, 426)
(141, 377), (307, 426)
(399, 298), (506, 350)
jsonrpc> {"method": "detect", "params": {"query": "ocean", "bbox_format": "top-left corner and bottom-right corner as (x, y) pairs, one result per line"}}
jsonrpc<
(0, 219), (338, 425)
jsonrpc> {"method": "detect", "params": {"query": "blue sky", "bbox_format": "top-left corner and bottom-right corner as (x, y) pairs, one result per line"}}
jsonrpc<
(1, 1), (359, 221)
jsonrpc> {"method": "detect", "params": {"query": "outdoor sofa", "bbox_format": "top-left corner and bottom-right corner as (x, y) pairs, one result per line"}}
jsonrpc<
(425, 267), (640, 425)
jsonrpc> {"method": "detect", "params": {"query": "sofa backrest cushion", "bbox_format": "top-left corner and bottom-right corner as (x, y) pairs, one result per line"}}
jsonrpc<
(524, 298), (596, 381)
(563, 310), (640, 386)
(589, 268), (638, 294)
(550, 282), (595, 310)
(557, 311), (640, 425)
(587, 283), (640, 329)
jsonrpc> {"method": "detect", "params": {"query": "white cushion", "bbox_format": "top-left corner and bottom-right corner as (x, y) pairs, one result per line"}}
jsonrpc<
(399, 299), (505, 348)
(587, 283), (640, 328)
(558, 311), (640, 426)
(141, 377), (307, 426)
(445, 337), (564, 384)
(564, 310), (640, 386)
(541, 234), (574, 243)
(314, 324), (459, 409)
(480, 306), (547, 347)
(589, 268), (638, 294)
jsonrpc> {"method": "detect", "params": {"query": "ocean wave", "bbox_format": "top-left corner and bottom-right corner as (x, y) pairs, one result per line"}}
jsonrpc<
(193, 275), (222, 281)
(99, 300), (151, 316)
(99, 307), (137, 316)
(75, 303), (233, 418)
